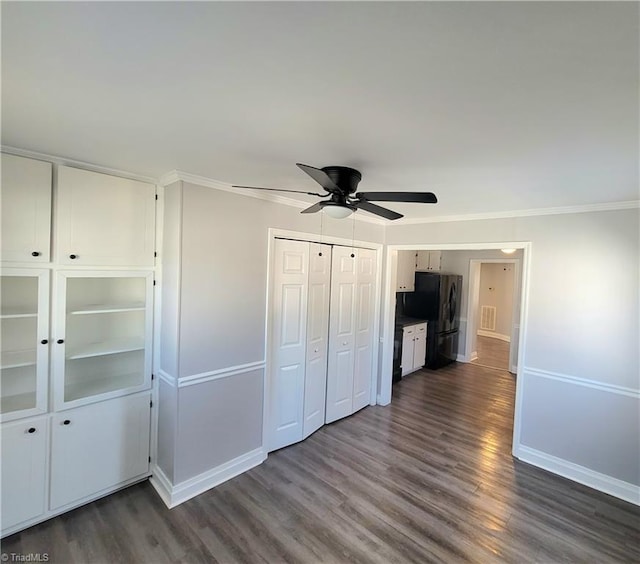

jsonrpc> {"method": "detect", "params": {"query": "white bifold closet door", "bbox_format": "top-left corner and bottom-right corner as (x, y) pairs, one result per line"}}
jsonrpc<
(268, 239), (331, 451)
(325, 246), (377, 423)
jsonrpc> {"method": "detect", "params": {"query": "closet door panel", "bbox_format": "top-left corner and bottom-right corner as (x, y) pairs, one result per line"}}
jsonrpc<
(268, 240), (308, 451)
(303, 244), (331, 438)
(326, 247), (357, 423)
(353, 248), (377, 412)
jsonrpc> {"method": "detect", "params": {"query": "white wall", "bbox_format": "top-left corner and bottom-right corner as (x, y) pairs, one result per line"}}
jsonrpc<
(386, 209), (640, 498)
(158, 181), (384, 490)
(478, 262), (515, 338)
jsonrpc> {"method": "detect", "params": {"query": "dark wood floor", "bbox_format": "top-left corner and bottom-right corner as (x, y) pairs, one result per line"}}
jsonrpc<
(3, 362), (639, 563)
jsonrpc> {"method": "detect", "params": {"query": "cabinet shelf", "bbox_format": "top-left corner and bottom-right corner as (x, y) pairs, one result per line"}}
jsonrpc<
(68, 303), (145, 316)
(64, 372), (145, 402)
(66, 339), (145, 360)
(0, 391), (36, 414)
(1, 349), (37, 369)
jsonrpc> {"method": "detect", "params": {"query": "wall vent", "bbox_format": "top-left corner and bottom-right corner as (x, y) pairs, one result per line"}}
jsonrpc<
(480, 305), (497, 331)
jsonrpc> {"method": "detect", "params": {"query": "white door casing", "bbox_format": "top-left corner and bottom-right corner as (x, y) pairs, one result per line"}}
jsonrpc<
(268, 239), (309, 451)
(303, 243), (332, 439)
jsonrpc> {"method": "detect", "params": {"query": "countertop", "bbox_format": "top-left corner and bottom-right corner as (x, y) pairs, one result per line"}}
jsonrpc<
(395, 315), (429, 328)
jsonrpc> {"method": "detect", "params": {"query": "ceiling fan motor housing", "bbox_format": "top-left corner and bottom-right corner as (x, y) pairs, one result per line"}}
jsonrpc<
(321, 166), (362, 195)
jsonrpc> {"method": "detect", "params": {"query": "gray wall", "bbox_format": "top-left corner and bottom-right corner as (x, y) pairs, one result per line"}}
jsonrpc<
(386, 209), (640, 487)
(159, 181), (384, 485)
(478, 262), (515, 337)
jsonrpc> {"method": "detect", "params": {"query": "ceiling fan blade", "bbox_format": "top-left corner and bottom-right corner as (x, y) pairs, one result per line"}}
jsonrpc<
(232, 185), (324, 197)
(356, 191), (438, 203)
(300, 202), (323, 214)
(354, 200), (403, 220)
(296, 163), (340, 193)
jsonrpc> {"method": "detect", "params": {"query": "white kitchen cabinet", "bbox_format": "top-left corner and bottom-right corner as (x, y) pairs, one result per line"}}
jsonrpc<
(401, 322), (427, 376)
(52, 271), (153, 411)
(50, 392), (151, 511)
(1, 416), (48, 532)
(0, 269), (50, 422)
(396, 250), (416, 291)
(1, 153), (52, 263)
(416, 250), (441, 272)
(56, 166), (156, 267)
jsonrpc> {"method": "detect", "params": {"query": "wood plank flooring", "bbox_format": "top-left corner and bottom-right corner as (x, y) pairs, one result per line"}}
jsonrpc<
(471, 335), (510, 371)
(3, 362), (639, 563)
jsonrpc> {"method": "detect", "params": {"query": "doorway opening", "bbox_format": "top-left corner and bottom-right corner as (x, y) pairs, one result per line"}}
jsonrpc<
(466, 258), (521, 373)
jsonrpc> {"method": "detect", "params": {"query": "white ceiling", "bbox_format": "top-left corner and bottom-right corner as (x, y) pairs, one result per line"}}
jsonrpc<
(2, 2), (638, 221)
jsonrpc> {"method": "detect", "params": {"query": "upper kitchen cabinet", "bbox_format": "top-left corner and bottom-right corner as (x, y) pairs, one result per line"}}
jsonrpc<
(1, 154), (52, 263)
(56, 166), (156, 267)
(416, 250), (441, 272)
(396, 250), (416, 291)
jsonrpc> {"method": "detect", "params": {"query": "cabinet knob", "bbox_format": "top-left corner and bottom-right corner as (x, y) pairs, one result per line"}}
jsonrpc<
(342, 341), (348, 346)
(27, 427), (36, 434)
(314, 348), (319, 353)
(69, 254), (78, 259)
(350, 253), (355, 258)
(319, 252), (322, 256)
(41, 339), (48, 345)
(57, 339), (64, 344)
(63, 420), (71, 425)
(31, 251), (41, 257)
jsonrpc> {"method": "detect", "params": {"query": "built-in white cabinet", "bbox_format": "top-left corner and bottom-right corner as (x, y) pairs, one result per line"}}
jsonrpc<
(416, 250), (441, 272)
(0, 416), (48, 532)
(401, 322), (427, 376)
(1, 154), (52, 263)
(0, 154), (155, 538)
(396, 250), (416, 291)
(56, 166), (156, 267)
(52, 271), (153, 410)
(0, 269), (50, 422)
(50, 392), (151, 510)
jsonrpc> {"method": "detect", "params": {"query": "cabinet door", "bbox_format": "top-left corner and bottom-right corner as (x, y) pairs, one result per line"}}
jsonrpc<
(303, 243), (331, 439)
(50, 392), (150, 511)
(401, 327), (415, 376)
(56, 166), (155, 266)
(1, 269), (50, 422)
(428, 251), (442, 272)
(52, 271), (153, 410)
(415, 251), (430, 271)
(396, 251), (415, 291)
(326, 246), (357, 423)
(413, 324), (427, 369)
(268, 239), (308, 451)
(1, 416), (48, 534)
(353, 248), (376, 413)
(1, 154), (52, 263)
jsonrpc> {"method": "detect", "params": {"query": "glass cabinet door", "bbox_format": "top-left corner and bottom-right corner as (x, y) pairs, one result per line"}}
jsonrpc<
(0, 269), (49, 421)
(53, 271), (153, 409)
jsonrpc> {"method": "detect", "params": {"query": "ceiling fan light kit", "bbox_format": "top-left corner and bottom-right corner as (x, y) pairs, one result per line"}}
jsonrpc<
(232, 163), (438, 220)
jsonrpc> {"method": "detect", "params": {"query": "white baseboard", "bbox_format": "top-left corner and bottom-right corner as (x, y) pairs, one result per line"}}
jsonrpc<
(515, 445), (640, 506)
(150, 447), (267, 509)
(477, 330), (511, 342)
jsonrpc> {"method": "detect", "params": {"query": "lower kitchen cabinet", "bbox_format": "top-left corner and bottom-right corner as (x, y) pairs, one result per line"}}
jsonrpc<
(0, 416), (48, 532)
(50, 392), (151, 510)
(401, 322), (427, 376)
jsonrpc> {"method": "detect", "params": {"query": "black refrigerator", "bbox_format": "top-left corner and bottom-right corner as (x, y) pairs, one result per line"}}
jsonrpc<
(403, 272), (463, 369)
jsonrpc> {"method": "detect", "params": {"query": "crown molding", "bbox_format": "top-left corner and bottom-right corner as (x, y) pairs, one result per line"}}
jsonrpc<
(392, 200), (640, 226)
(0, 145), (158, 184)
(158, 169), (387, 226)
